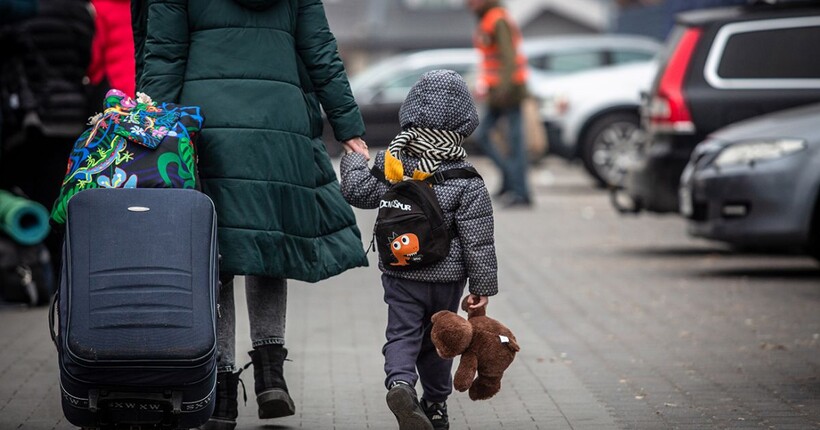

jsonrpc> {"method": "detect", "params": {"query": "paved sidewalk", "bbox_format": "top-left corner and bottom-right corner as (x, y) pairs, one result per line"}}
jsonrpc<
(1, 158), (818, 429)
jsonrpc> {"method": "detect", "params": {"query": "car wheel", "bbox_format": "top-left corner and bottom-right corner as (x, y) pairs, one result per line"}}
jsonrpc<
(580, 112), (645, 188)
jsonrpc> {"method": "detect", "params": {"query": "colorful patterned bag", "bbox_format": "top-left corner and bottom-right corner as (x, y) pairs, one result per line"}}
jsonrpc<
(51, 90), (204, 224)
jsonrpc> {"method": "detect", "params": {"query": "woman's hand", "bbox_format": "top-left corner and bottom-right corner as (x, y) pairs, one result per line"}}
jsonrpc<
(343, 137), (370, 160)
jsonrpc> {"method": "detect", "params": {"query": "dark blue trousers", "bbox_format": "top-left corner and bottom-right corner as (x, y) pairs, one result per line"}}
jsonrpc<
(382, 274), (467, 403)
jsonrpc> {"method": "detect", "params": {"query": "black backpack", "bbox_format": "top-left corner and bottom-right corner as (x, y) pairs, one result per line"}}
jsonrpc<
(371, 166), (481, 270)
(0, 234), (55, 306)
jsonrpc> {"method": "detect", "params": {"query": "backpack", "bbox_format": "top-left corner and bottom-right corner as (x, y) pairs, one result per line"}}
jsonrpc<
(371, 166), (481, 270)
(0, 235), (55, 307)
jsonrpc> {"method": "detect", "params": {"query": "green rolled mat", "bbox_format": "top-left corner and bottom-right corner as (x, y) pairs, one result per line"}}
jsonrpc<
(0, 190), (50, 245)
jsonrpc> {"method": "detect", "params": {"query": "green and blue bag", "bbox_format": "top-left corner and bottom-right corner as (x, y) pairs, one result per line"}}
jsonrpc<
(51, 89), (204, 224)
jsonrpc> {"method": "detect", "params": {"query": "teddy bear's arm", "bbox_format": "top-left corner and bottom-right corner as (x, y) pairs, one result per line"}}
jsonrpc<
(453, 352), (478, 392)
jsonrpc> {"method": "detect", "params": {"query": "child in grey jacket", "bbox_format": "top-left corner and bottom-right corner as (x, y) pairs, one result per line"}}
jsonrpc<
(340, 69), (497, 430)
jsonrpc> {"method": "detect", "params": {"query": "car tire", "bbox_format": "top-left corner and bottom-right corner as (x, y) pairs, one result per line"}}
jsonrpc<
(580, 111), (644, 188)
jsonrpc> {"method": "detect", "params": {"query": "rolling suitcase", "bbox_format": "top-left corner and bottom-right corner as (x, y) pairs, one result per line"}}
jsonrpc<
(52, 188), (218, 429)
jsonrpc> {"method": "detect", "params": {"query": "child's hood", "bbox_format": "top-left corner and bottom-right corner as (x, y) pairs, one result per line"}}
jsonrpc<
(399, 69), (479, 138)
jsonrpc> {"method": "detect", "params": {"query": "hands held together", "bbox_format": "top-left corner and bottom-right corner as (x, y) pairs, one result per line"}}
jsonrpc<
(343, 137), (370, 160)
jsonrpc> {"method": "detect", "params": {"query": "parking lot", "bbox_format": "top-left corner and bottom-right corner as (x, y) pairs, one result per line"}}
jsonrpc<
(1, 158), (818, 429)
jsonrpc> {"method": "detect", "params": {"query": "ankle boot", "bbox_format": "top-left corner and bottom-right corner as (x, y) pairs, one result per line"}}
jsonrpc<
(199, 370), (241, 430)
(248, 344), (295, 419)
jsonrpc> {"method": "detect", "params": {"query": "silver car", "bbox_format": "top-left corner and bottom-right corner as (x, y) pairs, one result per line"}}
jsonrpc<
(328, 35), (661, 152)
(679, 103), (820, 258)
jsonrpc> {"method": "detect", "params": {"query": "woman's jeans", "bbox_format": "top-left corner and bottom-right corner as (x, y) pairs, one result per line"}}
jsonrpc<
(476, 104), (531, 201)
(217, 275), (287, 372)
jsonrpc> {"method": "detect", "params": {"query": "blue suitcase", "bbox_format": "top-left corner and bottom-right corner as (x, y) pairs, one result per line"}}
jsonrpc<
(53, 188), (218, 429)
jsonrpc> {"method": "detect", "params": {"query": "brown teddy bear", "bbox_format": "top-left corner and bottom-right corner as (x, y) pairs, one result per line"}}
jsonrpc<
(430, 297), (520, 400)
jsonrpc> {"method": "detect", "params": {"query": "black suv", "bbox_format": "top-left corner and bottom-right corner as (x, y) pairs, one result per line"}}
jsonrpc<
(618, 1), (820, 214)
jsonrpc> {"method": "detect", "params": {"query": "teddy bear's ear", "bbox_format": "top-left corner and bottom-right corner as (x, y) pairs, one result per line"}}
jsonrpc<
(431, 311), (473, 358)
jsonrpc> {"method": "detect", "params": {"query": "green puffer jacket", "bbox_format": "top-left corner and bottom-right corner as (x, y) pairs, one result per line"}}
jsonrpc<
(133, 0), (368, 281)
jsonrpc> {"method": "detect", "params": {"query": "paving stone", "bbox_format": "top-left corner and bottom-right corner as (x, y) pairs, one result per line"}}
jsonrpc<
(1, 159), (818, 429)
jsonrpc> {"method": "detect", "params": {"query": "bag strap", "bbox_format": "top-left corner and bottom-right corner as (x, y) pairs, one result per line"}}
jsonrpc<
(370, 166), (482, 186)
(370, 165), (389, 185)
(49, 291), (58, 348)
(424, 167), (482, 185)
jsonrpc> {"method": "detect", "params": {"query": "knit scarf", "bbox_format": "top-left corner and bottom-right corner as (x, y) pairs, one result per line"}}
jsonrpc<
(383, 127), (467, 183)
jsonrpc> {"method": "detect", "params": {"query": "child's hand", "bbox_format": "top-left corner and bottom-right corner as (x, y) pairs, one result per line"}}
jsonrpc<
(343, 137), (370, 160)
(466, 294), (488, 310)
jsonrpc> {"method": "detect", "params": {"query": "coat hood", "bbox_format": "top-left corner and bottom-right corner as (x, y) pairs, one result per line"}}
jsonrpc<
(232, 0), (280, 11)
(399, 69), (479, 137)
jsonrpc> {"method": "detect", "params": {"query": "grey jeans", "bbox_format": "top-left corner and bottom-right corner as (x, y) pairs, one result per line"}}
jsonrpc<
(217, 275), (287, 372)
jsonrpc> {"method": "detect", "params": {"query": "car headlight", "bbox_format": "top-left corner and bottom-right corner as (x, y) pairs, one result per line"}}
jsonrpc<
(713, 139), (807, 167)
(540, 94), (570, 120)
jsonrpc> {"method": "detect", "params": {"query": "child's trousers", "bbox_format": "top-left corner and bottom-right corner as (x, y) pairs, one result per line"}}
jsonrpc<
(382, 274), (467, 403)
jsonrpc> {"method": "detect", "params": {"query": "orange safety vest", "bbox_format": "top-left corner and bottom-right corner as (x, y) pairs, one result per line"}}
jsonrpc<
(474, 7), (528, 89)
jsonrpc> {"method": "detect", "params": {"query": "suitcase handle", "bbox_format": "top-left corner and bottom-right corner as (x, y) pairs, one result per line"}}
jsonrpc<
(48, 291), (58, 348)
(89, 390), (183, 414)
(88, 389), (184, 428)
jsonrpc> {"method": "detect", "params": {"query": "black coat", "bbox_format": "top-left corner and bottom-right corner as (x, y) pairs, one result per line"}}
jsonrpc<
(1, 0), (93, 139)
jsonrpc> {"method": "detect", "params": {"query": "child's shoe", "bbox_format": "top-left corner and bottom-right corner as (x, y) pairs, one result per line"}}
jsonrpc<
(421, 399), (449, 430)
(386, 381), (434, 430)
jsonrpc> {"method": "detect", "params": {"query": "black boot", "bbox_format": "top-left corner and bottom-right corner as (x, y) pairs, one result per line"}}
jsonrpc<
(199, 370), (242, 430)
(248, 344), (295, 419)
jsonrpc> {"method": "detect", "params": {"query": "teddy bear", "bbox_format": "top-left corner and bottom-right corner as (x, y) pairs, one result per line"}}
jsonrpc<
(430, 297), (520, 400)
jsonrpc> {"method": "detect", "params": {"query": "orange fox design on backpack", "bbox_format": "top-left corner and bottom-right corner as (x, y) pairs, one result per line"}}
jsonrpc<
(390, 233), (420, 266)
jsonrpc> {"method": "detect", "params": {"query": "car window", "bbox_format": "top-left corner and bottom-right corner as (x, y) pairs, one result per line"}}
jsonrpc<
(384, 73), (423, 92)
(377, 72), (422, 103)
(717, 26), (820, 79)
(527, 55), (547, 71)
(545, 51), (605, 73)
(377, 64), (476, 103)
(704, 17), (820, 89)
(611, 50), (655, 65)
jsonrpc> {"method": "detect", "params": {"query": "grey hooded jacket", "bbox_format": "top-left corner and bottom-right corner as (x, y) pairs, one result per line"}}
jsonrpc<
(340, 151), (498, 296)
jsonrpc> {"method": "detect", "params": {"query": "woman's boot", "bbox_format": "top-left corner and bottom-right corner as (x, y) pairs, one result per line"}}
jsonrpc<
(248, 344), (296, 419)
(199, 370), (241, 430)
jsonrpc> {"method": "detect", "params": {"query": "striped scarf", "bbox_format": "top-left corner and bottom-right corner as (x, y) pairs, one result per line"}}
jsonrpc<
(383, 127), (467, 183)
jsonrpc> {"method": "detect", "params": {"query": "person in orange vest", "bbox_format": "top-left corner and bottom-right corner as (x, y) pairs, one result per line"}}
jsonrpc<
(468, 0), (531, 207)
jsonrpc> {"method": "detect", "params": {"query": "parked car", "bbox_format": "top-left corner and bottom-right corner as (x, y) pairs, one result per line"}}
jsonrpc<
(323, 35), (662, 154)
(617, 2), (820, 213)
(523, 34), (660, 82)
(679, 102), (820, 259)
(339, 49), (478, 150)
(533, 61), (658, 186)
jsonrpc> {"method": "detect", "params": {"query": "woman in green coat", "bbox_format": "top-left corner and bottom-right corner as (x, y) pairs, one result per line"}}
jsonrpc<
(134, 0), (370, 428)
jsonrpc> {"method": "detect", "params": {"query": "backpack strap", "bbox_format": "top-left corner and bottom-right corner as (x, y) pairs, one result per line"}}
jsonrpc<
(370, 165), (389, 185)
(424, 167), (482, 185)
(370, 166), (482, 186)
